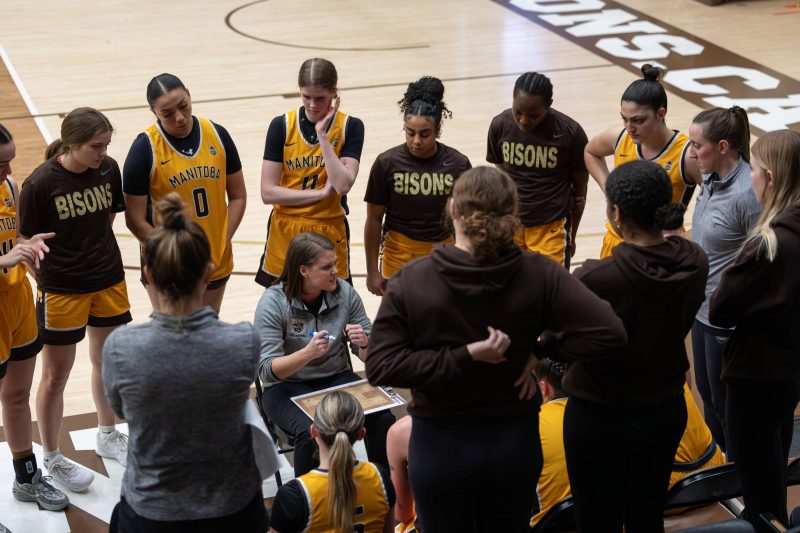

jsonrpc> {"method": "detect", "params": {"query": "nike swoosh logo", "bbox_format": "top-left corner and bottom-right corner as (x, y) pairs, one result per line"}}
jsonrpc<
(336, 238), (344, 244)
(285, 142), (296, 147)
(443, 161), (453, 167)
(101, 168), (111, 175)
(553, 133), (565, 138)
(160, 159), (171, 165)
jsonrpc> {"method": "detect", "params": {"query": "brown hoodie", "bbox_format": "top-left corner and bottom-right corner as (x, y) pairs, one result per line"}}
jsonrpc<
(366, 245), (627, 419)
(565, 237), (709, 405)
(710, 205), (800, 382)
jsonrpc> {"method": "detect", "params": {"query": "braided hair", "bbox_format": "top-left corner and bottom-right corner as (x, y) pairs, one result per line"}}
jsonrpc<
(398, 76), (452, 136)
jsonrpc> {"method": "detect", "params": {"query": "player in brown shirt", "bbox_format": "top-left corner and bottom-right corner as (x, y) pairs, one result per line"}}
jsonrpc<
(487, 72), (589, 267)
(19, 108), (131, 493)
(364, 76), (471, 295)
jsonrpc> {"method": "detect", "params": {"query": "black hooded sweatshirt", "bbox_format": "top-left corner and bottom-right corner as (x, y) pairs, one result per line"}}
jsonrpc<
(564, 236), (709, 405)
(710, 205), (800, 382)
(366, 245), (627, 419)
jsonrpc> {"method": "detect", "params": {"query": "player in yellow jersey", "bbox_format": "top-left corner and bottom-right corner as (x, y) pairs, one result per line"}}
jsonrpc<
(670, 385), (727, 486)
(585, 64), (701, 258)
(257, 58), (365, 286)
(269, 391), (395, 533)
(364, 76), (470, 296)
(531, 358), (571, 528)
(124, 73), (247, 313)
(530, 360), (726, 527)
(0, 125), (66, 523)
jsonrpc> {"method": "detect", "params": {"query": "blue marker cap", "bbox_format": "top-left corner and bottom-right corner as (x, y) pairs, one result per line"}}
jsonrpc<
(309, 331), (336, 341)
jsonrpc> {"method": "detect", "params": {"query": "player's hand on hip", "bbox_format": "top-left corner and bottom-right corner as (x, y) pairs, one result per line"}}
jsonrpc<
(467, 326), (510, 364)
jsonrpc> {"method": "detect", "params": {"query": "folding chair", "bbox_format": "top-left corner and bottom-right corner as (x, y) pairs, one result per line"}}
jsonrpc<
(255, 378), (295, 487)
(674, 519), (756, 532)
(665, 463), (743, 513)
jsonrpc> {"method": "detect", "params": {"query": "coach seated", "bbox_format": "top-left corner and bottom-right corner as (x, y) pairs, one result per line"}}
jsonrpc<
(254, 231), (394, 477)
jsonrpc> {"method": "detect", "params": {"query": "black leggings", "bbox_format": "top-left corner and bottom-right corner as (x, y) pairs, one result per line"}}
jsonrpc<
(109, 491), (268, 533)
(564, 395), (687, 533)
(691, 319), (732, 454)
(262, 371), (395, 476)
(726, 378), (800, 533)
(408, 414), (541, 533)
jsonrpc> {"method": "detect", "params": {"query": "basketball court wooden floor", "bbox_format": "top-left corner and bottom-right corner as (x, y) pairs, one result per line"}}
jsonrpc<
(1, 0), (799, 530)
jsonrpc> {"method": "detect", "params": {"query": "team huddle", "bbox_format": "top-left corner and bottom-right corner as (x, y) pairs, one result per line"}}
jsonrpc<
(0, 55), (799, 533)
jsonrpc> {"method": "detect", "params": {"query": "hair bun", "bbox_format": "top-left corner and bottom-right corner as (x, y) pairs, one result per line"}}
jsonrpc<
(156, 192), (188, 230)
(640, 63), (664, 82)
(653, 203), (686, 231)
(398, 76), (452, 120)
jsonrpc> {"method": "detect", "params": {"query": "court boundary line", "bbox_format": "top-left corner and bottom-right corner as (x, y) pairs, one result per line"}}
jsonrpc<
(0, 42), (53, 143)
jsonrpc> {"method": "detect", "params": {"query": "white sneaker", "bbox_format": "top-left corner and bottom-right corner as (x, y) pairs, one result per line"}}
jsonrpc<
(96, 429), (128, 467)
(43, 454), (94, 493)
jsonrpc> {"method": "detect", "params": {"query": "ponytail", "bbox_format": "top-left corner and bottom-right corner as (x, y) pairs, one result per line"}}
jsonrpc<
(312, 391), (365, 533)
(692, 106), (751, 163)
(328, 430), (357, 533)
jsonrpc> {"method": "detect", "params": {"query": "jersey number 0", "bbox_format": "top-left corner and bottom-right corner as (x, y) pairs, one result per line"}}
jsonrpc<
(192, 187), (210, 218)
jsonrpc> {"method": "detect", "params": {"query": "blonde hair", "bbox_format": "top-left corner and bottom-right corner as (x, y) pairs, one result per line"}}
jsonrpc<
(313, 391), (365, 533)
(746, 130), (800, 261)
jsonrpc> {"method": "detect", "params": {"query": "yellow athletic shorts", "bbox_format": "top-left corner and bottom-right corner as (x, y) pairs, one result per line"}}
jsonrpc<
(600, 221), (624, 259)
(0, 276), (41, 368)
(381, 230), (452, 278)
(36, 279), (132, 345)
(515, 217), (570, 267)
(669, 446), (727, 487)
(257, 211), (350, 287)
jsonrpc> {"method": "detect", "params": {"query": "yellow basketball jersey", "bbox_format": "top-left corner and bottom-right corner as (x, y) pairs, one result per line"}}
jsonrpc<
(531, 398), (570, 527)
(274, 107), (348, 220)
(298, 461), (390, 533)
(146, 117), (232, 279)
(603, 130), (694, 250)
(0, 178), (26, 290)
(614, 129), (692, 205)
(675, 385), (713, 464)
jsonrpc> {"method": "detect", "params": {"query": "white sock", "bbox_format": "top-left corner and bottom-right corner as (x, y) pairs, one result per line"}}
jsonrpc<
(98, 425), (115, 435)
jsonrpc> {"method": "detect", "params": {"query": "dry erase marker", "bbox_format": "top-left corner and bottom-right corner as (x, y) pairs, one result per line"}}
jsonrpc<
(309, 331), (336, 341)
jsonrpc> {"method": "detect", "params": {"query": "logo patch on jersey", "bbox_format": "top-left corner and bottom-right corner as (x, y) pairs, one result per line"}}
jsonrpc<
(332, 137), (339, 147)
(664, 161), (673, 171)
(291, 317), (306, 334)
(4, 197), (11, 208)
(209, 146), (217, 156)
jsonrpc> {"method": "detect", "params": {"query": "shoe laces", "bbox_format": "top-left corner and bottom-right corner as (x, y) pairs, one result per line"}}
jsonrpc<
(48, 458), (80, 479)
(33, 475), (61, 495)
(106, 430), (128, 450)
